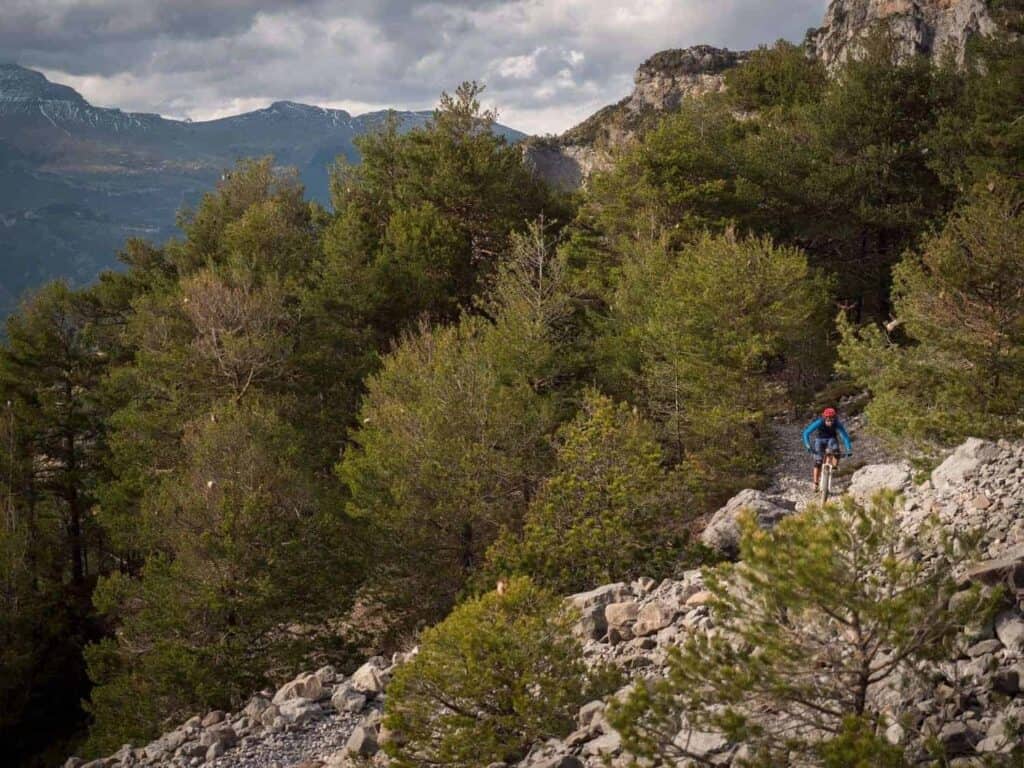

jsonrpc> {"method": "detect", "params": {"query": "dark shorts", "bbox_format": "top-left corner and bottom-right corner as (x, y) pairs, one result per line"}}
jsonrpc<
(812, 437), (840, 466)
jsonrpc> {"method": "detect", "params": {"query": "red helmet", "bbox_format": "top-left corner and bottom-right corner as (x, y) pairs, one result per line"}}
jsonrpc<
(822, 407), (837, 418)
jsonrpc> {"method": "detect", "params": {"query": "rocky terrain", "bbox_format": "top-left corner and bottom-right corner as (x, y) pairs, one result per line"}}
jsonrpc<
(521, 437), (1024, 767)
(64, 436), (1024, 768)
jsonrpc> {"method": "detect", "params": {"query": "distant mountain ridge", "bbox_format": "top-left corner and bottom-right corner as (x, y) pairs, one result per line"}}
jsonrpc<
(0, 64), (524, 315)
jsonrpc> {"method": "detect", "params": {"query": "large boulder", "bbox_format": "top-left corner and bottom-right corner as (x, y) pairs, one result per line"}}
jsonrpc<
(199, 725), (237, 748)
(346, 724), (379, 756)
(995, 610), (1024, 653)
(673, 728), (729, 758)
(314, 665), (337, 686)
(962, 543), (1024, 594)
(349, 661), (386, 697)
(932, 438), (1000, 492)
(331, 683), (368, 713)
(634, 601), (674, 637)
(272, 672), (323, 704)
(700, 489), (796, 558)
(242, 695), (272, 720)
(604, 601), (639, 632)
(848, 462), (912, 500)
(566, 583), (631, 611)
(573, 603), (607, 641)
(278, 698), (323, 725)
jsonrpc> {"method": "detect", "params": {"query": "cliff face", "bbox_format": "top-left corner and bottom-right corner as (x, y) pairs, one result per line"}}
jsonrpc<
(522, 46), (745, 190)
(808, 0), (995, 69)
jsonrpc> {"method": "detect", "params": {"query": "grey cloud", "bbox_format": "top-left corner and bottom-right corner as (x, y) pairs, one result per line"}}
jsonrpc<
(6, 1), (828, 134)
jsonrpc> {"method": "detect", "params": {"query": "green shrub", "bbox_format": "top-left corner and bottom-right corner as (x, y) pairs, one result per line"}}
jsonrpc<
(384, 577), (620, 767)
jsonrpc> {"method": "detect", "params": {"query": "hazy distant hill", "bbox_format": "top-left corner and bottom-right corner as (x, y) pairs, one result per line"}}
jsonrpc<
(0, 64), (525, 314)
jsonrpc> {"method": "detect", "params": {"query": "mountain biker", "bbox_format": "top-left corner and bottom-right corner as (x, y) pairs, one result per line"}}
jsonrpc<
(802, 407), (852, 489)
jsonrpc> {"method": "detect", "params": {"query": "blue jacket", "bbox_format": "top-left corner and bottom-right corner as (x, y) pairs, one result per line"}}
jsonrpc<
(802, 417), (852, 453)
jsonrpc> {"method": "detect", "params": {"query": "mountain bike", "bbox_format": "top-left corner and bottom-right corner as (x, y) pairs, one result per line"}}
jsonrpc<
(818, 444), (841, 505)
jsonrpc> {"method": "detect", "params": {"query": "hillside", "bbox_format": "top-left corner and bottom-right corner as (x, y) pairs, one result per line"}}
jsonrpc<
(65, 436), (1024, 767)
(0, 64), (523, 315)
(3, 1), (1022, 766)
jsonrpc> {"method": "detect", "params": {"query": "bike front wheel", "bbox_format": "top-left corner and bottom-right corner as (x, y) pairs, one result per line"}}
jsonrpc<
(819, 463), (832, 505)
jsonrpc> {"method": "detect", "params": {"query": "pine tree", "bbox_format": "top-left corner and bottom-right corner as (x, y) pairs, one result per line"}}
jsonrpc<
(839, 178), (1024, 449)
(318, 82), (563, 342)
(484, 391), (689, 593)
(84, 403), (356, 753)
(606, 231), (832, 498)
(0, 282), (109, 763)
(724, 40), (828, 111)
(339, 220), (576, 634)
(338, 316), (556, 634)
(0, 282), (109, 586)
(610, 493), (996, 766)
(927, 0), (1024, 190)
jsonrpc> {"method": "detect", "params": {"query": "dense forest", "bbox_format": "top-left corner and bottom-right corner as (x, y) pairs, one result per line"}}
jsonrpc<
(1, 8), (1022, 765)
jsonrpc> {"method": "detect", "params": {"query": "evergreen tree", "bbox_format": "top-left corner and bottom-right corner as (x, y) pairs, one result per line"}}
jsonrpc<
(610, 493), (997, 766)
(484, 391), (688, 593)
(339, 316), (556, 634)
(339, 220), (575, 633)
(576, 35), (955, 318)
(384, 577), (620, 768)
(84, 404), (355, 753)
(0, 282), (110, 764)
(81, 159), (365, 751)
(839, 178), (1024, 449)
(318, 82), (563, 343)
(605, 231), (832, 498)
(97, 158), (327, 552)
(927, 0), (1024, 190)
(724, 40), (828, 111)
(0, 283), (109, 585)
(740, 33), (957, 315)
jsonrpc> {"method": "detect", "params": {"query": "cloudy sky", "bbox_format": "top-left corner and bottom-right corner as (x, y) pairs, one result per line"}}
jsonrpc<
(4, 0), (828, 135)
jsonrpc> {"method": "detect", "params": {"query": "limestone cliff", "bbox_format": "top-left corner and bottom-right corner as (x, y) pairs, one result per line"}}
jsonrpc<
(808, 0), (995, 69)
(522, 46), (746, 190)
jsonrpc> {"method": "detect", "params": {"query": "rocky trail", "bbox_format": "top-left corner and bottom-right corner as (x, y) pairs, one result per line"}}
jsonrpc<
(766, 411), (896, 510)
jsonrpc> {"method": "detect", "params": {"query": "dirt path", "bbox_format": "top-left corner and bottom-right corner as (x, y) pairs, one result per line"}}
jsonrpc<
(765, 412), (895, 510)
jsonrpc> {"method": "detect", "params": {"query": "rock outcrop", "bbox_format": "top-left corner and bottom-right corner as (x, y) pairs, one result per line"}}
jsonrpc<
(522, 45), (746, 190)
(699, 488), (796, 557)
(807, 0), (995, 70)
